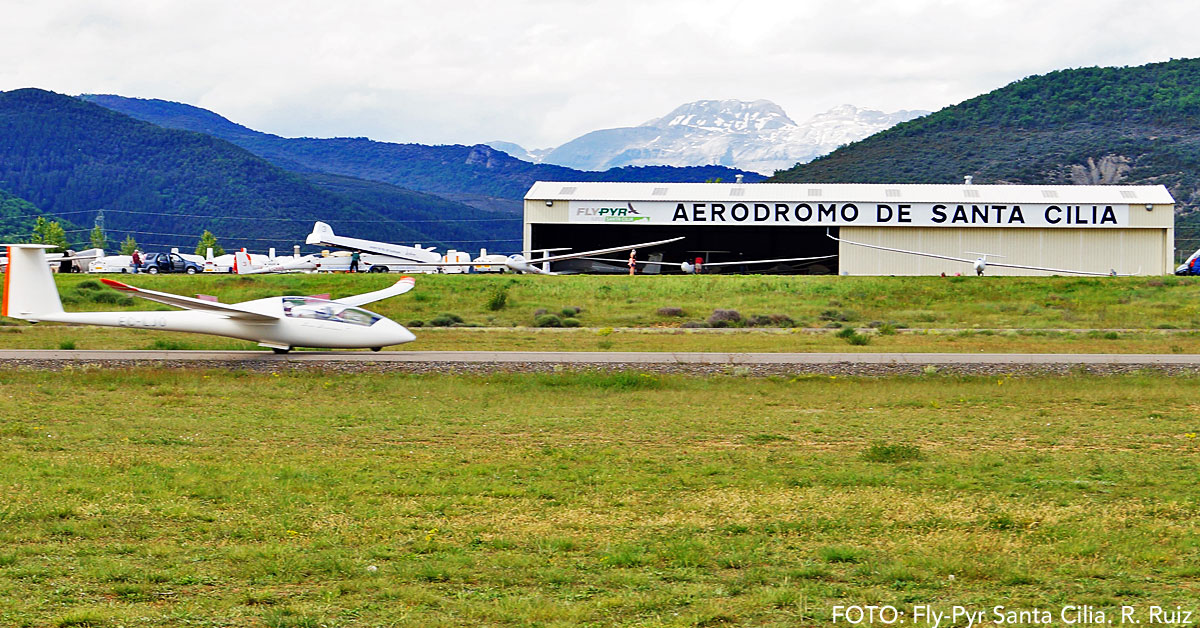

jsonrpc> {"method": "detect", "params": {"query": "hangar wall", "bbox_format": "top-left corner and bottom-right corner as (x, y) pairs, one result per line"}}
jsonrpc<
(838, 226), (1170, 276)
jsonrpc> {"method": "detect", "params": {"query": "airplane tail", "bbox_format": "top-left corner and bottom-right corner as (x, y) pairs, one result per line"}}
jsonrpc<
(2, 244), (64, 320)
(306, 221), (334, 245)
(233, 251), (255, 274)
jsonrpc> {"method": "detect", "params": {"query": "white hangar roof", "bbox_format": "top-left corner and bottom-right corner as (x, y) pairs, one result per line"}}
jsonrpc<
(525, 182), (1176, 205)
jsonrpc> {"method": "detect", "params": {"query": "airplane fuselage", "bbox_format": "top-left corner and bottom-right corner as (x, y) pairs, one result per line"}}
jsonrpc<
(30, 297), (416, 349)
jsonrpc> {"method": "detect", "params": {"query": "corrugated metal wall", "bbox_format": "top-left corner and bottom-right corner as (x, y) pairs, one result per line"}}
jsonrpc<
(839, 227), (1171, 276)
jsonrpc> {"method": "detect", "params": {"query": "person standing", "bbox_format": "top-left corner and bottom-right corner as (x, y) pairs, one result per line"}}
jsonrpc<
(130, 249), (141, 274)
(349, 250), (361, 273)
(627, 249), (636, 276)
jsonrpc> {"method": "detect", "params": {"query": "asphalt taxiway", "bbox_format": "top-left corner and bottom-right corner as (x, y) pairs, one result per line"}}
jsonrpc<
(2, 350), (1198, 375)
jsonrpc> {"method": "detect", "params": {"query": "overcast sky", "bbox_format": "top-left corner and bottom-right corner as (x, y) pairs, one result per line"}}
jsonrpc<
(3, 0), (1199, 149)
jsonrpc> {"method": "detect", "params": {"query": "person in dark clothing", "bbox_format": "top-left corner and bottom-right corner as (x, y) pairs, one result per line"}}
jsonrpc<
(349, 251), (361, 273)
(131, 250), (141, 274)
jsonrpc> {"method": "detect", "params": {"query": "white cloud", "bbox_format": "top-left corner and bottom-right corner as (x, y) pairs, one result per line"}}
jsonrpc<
(2, 0), (1199, 148)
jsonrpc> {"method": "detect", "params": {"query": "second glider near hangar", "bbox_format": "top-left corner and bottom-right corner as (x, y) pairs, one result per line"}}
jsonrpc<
(307, 220), (685, 275)
(828, 232), (1135, 276)
(2, 244), (418, 353)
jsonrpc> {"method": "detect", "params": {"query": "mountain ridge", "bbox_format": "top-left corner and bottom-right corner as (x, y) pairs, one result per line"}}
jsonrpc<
(490, 100), (927, 174)
(768, 58), (1200, 257)
(81, 95), (766, 215)
(0, 89), (509, 252)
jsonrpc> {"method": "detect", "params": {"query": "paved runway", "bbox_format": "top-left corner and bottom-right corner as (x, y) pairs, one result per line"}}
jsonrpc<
(2, 350), (1199, 375)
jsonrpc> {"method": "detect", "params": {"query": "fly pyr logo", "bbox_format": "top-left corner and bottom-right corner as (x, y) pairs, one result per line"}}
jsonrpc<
(576, 203), (641, 217)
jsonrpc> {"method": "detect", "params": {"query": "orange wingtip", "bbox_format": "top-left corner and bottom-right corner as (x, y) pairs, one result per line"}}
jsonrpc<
(100, 278), (135, 291)
(400, 276), (414, 283)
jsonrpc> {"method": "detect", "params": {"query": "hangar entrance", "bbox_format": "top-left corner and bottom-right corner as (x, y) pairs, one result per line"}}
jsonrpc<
(530, 224), (840, 275)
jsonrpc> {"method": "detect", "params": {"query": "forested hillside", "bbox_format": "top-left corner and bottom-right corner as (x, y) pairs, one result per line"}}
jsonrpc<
(81, 95), (766, 214)
(770, 59), (1200, 256)
(0, 89), (510, 252)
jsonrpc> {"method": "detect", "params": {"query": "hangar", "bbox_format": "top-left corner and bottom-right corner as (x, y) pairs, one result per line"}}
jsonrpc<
(522, 182), (1176, 275)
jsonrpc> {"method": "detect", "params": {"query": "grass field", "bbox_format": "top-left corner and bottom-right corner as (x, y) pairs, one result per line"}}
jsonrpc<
(32, 272), (1200, 330)
(9, 324), (1200, 354)
(2, 369), (1198, 626)
(5, 273), (1200, 354)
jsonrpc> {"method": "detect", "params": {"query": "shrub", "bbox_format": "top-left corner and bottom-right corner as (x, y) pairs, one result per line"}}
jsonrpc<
(769, 314), (795, 327)
(835, 327), (857, 339)
(58, 340), (76, 350)
(657, 307), (685, 317)
(861, 442), (922, 463)
(406, 320), (425, 328)
(533, 308), (548, 317)
(877, 323), (898, 335)
(708, 309), (742, 326)
(561, 317), (581, 328)
(485, 289), (508, 311)
(681, 321), (710, 328)
(430, 313), (464, 327)
(534, 314), (563, 327)
(75, 280), (102, 291)
(562, 306), (582, 316)
(746, 314), (773, 327)
(845, 333), (871, 346)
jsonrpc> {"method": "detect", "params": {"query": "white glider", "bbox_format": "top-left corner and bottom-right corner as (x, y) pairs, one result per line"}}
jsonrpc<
(2, 244), (418, 352)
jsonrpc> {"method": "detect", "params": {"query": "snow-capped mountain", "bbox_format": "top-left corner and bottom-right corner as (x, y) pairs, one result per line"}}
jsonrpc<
(490, 100), (927, 174)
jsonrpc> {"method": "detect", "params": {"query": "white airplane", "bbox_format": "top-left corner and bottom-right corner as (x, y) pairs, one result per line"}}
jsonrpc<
(500, 238), (686, 275)
(2, 244), (418, 353)
(233, 250), (321, 274)
(828, 232), (1133, 276)
(307, 220), (683, 275)
(1, 248), (103, 273)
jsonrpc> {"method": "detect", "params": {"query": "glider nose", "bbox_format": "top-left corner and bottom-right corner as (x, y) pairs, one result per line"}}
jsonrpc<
(384, 319), (417, 345)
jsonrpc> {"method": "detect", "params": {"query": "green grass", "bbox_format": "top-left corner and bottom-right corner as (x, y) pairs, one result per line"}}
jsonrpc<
(0, 369), (1198, 625)
(28, 272), (1200, 330)
(9, 323), (1200, 354)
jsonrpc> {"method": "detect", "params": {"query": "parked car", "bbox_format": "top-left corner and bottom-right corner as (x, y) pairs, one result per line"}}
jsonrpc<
(142, 252), (203, 274)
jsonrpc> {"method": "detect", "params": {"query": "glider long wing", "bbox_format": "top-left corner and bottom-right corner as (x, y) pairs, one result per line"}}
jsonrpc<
(529, 237), (685, 265)
(331, 276), (416, 307)
(99, 279), (280, 321)
(827, 233), (1127, 276)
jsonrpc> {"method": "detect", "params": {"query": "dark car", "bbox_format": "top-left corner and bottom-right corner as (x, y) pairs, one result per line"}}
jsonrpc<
(141, 252), (203, 274)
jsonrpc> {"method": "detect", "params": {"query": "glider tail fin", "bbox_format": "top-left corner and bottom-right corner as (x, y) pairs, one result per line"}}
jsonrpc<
(2, 244), (64, 320)
(234, 251), (254, 274)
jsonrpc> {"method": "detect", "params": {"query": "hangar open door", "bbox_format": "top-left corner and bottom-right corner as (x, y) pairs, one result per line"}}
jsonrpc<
(529, 224), (840, 275)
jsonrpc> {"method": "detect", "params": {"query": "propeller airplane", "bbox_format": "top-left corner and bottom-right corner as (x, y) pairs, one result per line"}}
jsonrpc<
(2, 244), (418, 353)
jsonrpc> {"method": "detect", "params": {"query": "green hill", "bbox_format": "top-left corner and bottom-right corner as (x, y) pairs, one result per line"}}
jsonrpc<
(770, 58), (1200, 258)
(80, 94), (766, 214)
(0, 89), (510, 253)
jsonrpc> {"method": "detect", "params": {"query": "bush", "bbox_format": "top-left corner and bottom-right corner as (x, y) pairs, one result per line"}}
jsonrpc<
(562, 306), (582, 316)
(746, 314), (773, 327)
(708, 309), (742, 327)
(877, 323), (897, 335)
(406, 320), (425, 328)
(485, 289), (508, 311)
(533, 308), (548, 317)
(846, 333), (871, 346)
(835, 327), (857, 339)
(657, 307), (685, 317)
(430, 313), (464, 327)
(681, 321), (710, 328)
(58, 340), (76, 350)
(561, 317), (581, 328)
(534, 314), (563, 327)
(769, 314), (795, 327)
